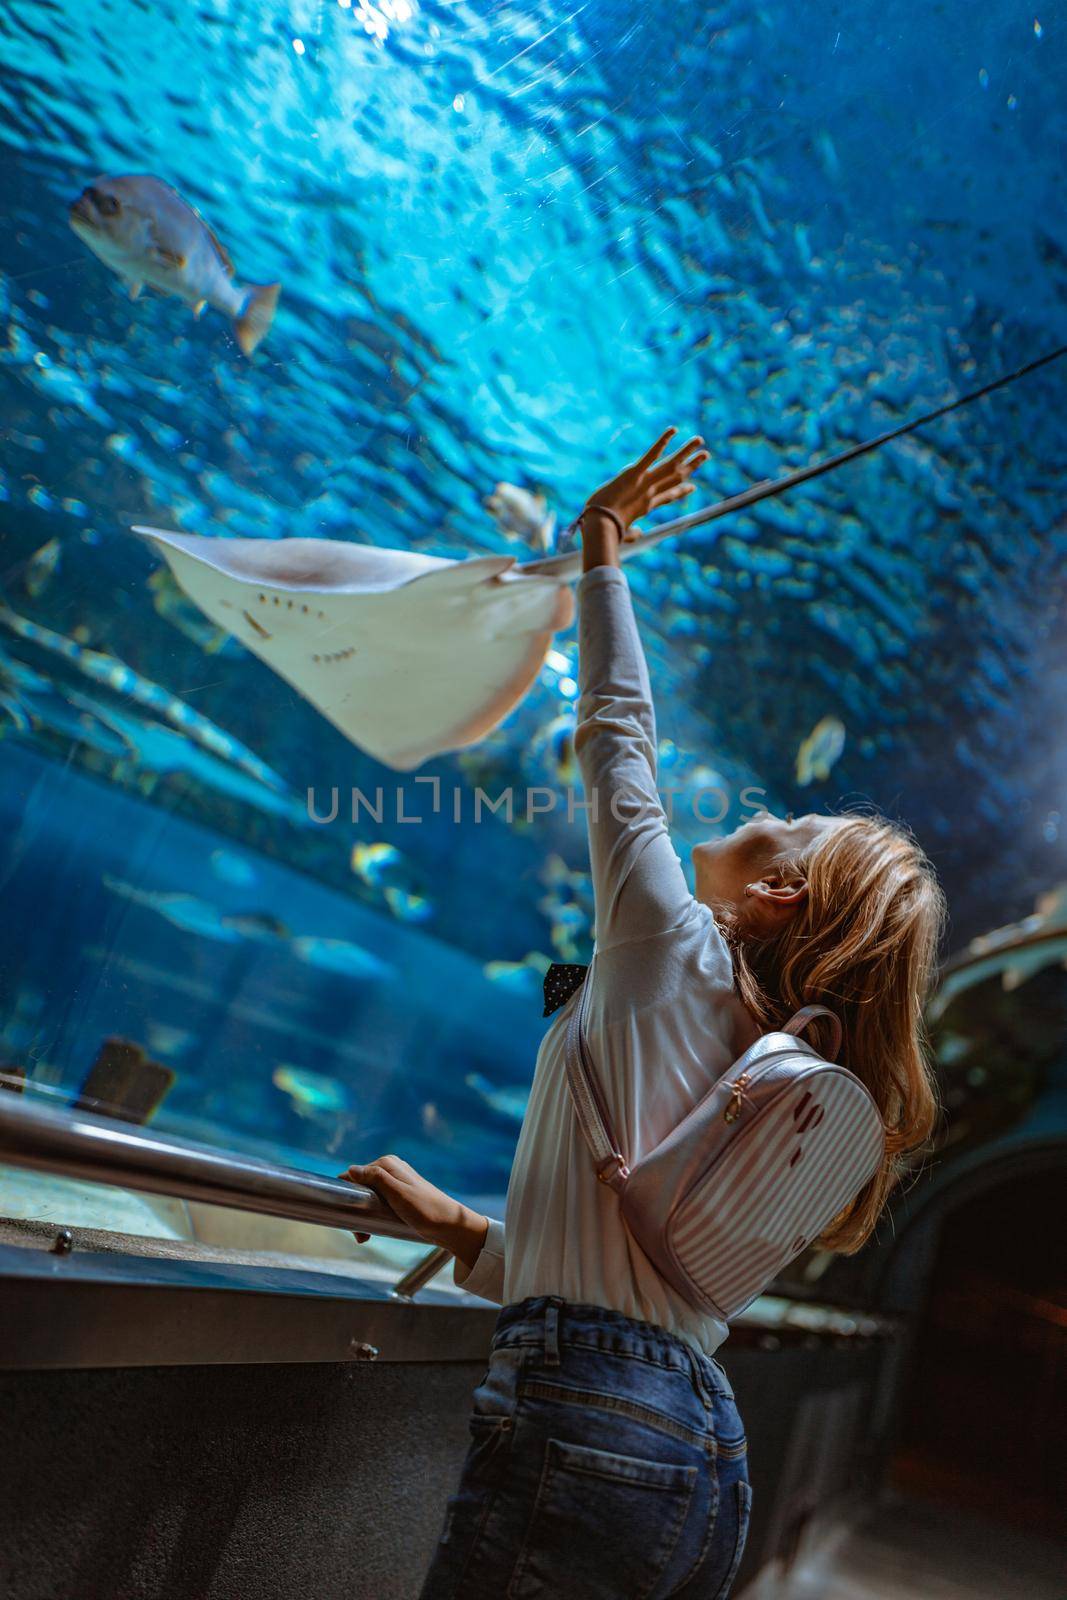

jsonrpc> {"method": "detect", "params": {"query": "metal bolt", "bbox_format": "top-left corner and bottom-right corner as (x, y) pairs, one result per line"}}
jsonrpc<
(52, 1229), (74, 1255)
(349, 1340), (379, 1361)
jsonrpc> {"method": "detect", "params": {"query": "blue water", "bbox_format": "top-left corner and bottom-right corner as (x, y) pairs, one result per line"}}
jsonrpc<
(2, 0), (1067, 1198)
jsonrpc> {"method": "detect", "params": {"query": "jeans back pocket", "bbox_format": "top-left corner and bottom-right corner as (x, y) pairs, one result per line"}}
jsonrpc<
(506, 1437), (696, 1600)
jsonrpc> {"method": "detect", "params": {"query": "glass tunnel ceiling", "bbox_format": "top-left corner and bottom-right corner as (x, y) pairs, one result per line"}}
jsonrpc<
(1, 0), (1067, 1187)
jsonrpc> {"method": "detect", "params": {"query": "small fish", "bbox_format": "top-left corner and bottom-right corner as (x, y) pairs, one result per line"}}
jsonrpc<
(421, 1101), (441, 1134)
(219, 910), (290, 941)
(538, 854), (595, 959)
(102, 875), (241, 942)
(537, 891), (590, 962)
(795, 716), (846, 787)
(350, 841), (403, 887)
(464, 1071), (530, 1123)
(291, 935), (394, 981)
(528, 713), (579, 787)
(273, 1064), (349, 1118)
(0, 693), (31, 734)
(144, 1022), (197, 1060)
(351, 841), (432, 922)
(149, 568), (234, 655)
(24, 538), (61, 598)
(210, 847), (257, 888)
(69, 174), (280, 355)
(541, 853), (588, 896)
(483, 953), (550, 996)
(384, 884), (432, 923)
(484, 482), (557, 552)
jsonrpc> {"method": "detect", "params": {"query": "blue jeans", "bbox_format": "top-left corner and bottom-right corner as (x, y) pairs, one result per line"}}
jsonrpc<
(418, 1296), (752, 1600)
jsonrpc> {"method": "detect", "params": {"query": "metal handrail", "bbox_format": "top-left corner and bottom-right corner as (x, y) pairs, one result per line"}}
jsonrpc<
(0, 1094), (453, 1293)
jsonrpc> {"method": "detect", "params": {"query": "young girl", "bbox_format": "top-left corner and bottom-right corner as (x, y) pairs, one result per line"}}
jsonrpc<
(343, 428), (945, 1600)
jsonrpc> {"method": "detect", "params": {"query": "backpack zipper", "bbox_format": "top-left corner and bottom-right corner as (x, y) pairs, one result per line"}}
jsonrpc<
(723, 1071), (752, 1124)
(719, 1052), (794, 1124)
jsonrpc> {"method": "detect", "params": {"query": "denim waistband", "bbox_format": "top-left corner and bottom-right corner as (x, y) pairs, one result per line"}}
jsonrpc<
(491, 1295), (734, 1403)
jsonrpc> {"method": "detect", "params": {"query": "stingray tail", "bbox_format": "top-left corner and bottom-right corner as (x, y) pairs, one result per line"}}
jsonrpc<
(234, 282), (281, 356)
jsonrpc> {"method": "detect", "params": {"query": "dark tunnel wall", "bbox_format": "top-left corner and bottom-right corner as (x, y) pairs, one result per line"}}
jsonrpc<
(894, 1168), (1066, 1537)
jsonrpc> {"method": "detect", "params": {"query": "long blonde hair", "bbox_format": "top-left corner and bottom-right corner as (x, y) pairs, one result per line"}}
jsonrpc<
(722, 813), (945, 1253)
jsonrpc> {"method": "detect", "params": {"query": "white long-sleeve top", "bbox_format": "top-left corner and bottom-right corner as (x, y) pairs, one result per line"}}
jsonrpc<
(454, 564), (758, 1359)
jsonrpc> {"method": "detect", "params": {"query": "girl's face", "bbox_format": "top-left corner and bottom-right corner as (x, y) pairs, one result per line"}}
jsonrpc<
(692, 810), (838, 916)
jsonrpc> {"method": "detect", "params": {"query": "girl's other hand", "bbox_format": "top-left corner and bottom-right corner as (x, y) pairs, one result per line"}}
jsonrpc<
(586, 427), (710, 538)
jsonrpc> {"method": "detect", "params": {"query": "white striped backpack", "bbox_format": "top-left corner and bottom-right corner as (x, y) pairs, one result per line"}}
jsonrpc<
(564, 989), (885, 1320)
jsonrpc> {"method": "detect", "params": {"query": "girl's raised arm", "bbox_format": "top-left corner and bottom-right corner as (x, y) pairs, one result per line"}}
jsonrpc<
(573, 431), (709, 950)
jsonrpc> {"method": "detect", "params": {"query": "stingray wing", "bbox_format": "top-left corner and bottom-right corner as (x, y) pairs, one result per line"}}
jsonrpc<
(134, 528), (574, 770)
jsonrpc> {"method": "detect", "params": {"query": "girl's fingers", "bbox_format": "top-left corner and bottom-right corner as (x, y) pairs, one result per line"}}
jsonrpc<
(650, 482), (696, 509)
(342, 1163), (376, 1183)
(673, 440), (708, 470)
(663, 434), (704, 466)
(647, 441), (706, 483)
(634, 427), (678, 470)
(339, 1170), (376, 1241)
(674, 450), (710, 482)
(345, 1154), (400, 1177)
(340, 1161), (400, 1199)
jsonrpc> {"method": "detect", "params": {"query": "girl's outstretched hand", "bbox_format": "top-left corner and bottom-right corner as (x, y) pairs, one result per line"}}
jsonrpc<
(340, 1153), (489, 1269)
(586, 427), (709, 537)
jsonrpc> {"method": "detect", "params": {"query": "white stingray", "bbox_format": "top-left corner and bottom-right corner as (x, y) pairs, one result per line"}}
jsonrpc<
(134, 527), (584, 770)
(130, 488), (789, 769)
(133, 346), (1061, 769)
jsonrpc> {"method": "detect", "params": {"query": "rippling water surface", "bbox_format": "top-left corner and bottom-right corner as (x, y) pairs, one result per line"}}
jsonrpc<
(1, 0), (1066, 1194)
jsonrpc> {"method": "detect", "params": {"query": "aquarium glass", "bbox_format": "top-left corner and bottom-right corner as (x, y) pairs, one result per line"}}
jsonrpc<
(2, 0), (1066, 1237)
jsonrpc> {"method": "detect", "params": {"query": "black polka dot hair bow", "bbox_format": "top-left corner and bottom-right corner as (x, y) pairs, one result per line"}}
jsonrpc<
(542, 962), (588, 1018)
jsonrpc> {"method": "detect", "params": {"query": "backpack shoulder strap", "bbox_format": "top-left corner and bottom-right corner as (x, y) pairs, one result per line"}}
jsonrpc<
(781, 1004), (842, 1062)
(563, 984), (631, 1192)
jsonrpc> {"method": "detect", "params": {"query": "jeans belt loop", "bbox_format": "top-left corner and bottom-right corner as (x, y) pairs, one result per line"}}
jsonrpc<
(544, 1297), (561, 1367)
(688, 1347), (714, 1410)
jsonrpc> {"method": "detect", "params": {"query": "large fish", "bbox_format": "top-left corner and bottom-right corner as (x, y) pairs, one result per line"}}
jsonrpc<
(69, 174), (280, 356)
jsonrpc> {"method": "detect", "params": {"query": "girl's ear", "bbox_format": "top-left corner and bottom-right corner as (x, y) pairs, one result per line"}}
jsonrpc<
(745, 876), (808, 905)
(742, 875), (809, 934)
